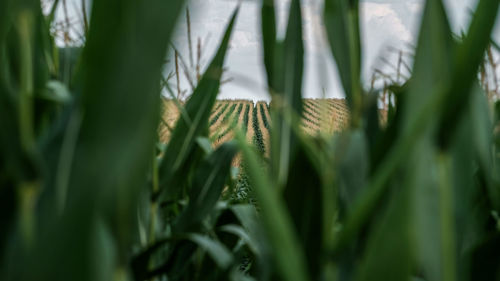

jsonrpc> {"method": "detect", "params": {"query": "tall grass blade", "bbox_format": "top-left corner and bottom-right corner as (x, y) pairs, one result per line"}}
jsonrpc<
(267, 0), (304, 188)
(157, 8), (239, 202)
(237, 131), (311, 281)
(324, 0), (362, 126)
(261, 0), (276, 87)
(439, 0), (500, 148)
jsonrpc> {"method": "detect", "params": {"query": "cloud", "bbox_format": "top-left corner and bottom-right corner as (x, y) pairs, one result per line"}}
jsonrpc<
(357, 2), (418, 82)
(362, 3), (413, 43)
(230, 30), (258, 48)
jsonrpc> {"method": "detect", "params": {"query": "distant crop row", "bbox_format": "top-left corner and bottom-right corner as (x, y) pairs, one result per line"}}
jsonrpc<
(217, 103), (244, 140)
(221, 103), (238, 124)
(302, 112), (321, 127)
(252, 105), (265, 154)
(303, 101), (323, 119)
(213, 102), (223, 113)
(259, 103), (270, 131)
(209, 103), (229, 126)
(243, 104), (250, 133)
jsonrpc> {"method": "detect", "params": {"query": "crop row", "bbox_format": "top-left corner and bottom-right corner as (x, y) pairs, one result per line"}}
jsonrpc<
(259, 103), (270, 131)
(302, 111), (320, 127)
(209, 103), (229, 126)
(243, 104), (250, 133)
(213, 102), (223, 113)
(309, 100), (338, 116)
(221, 103), (238, 124)
(252, 105), (265, 154)
(303, 102), (323, 121)
(217, 103), (244, 140)
(329, 101), (349, 113)
(235, 103), (244, 123)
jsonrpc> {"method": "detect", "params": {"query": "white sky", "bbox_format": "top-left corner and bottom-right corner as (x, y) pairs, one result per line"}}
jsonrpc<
(55, 0), (500, 101)
(171, 0), (500, 101)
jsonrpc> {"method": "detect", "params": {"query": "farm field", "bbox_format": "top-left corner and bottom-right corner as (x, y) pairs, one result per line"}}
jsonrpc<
(160, 98), (358, 152)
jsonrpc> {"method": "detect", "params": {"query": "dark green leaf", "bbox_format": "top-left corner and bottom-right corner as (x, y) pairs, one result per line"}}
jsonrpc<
(237, 131), (311, 281)
(324, 0), (362, 125)
(174, 141), (239, 233)
(269, 0), (304, 188)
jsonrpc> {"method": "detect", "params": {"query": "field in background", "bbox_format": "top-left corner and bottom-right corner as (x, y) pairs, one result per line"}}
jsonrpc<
(160, 98), (357, 151)
(161, 98), (388, 155)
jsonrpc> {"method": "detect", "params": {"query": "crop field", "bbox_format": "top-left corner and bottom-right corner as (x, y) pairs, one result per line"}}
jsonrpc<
(160, 98), (357, 151)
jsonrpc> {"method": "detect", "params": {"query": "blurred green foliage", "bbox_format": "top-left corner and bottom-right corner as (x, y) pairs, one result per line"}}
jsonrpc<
(1, 0), (500, 280)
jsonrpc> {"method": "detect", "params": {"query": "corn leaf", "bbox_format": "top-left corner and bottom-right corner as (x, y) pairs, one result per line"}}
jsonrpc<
(157, 8), (239, 202)
(237, 132), (311, 281)
(324, 0), (362, 124)
(268, 0), (304, 188)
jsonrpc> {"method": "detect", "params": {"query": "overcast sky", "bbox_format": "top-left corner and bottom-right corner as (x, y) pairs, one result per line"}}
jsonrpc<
(168, 0), (499, 101)
(55, 0), (500, 101)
